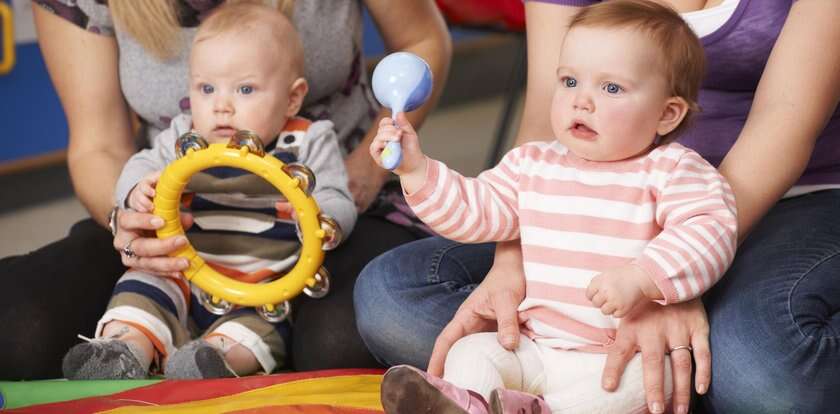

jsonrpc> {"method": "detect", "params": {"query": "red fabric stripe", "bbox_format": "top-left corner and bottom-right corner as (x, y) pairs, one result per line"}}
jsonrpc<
(5, 369), (385, 414)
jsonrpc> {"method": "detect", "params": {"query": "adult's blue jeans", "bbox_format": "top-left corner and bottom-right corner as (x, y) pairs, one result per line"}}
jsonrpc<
(354, 190), (840, 413)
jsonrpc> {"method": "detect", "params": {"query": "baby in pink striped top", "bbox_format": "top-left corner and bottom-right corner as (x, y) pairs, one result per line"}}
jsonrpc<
(371, 1), (737, 413)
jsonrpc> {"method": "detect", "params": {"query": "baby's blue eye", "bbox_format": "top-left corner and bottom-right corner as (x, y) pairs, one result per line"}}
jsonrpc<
(604, 83), (623, 94)
(563, 77), (577, 88)
(201, 84), (214, 94)
(239, 85), (254, 95)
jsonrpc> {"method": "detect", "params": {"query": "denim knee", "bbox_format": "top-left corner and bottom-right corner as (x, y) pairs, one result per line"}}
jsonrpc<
(354, 238), (494, 368)
(704, 239), (840, 413)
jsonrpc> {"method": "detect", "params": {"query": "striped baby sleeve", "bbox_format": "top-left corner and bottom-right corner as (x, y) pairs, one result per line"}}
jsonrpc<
(404, 148), (523, 243)
(634, 151), (738, 304)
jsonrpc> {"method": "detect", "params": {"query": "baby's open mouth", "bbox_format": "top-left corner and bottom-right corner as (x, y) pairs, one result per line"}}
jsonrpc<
(570, 121), (597, 139)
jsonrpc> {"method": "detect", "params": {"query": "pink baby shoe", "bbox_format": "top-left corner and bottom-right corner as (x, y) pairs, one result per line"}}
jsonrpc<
(488, 388), (551, 414)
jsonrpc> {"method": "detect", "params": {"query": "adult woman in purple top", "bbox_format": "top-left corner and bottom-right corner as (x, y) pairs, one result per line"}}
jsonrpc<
(354, 0), (840, 412)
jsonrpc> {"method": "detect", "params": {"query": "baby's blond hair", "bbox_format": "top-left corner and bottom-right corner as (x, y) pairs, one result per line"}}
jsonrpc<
(195, 1), (304, 77)
(109, 0), (296, 60)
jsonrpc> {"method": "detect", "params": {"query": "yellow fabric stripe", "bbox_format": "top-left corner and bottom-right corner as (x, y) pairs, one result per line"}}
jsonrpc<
(101, 374), (383, 413)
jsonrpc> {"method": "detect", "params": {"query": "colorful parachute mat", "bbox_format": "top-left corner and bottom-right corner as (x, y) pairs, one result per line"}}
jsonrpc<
(0, 368), (385, 413)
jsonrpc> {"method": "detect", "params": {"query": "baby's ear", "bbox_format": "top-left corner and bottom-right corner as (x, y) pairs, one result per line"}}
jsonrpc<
(286, 78), (309, 117)
(657, 96), (689, 136)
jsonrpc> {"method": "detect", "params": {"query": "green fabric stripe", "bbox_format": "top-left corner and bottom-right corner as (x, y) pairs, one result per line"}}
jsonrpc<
(0, 379), (159, 409)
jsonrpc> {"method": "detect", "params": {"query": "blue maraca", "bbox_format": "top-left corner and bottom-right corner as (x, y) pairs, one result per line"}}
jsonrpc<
(371, 52), (433, 170)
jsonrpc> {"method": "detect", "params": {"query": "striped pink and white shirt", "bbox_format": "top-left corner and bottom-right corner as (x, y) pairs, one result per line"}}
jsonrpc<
(405, 141), (737, 351)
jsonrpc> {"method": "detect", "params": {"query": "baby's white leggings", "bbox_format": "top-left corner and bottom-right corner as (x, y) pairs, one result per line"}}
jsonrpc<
(443, 332), (673, 413)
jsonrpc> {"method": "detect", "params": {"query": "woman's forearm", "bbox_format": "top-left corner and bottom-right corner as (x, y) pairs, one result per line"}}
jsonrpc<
(718, 111), (815, 240)
(719, 0), (840, 240)
(68, 145), (134, 226)
(515, 3), (580, 146)
(488, 238), (524, 279)
(34, 4), (136, 226)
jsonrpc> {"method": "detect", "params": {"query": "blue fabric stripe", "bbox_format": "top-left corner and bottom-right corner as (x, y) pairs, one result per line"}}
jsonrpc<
(189, 295), (291, 341)
(190, 293), (222, 330)
(113, 280), (179, 317)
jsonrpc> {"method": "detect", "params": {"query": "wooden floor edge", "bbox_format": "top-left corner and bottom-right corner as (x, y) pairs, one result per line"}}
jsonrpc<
(0, 150), (67, 175)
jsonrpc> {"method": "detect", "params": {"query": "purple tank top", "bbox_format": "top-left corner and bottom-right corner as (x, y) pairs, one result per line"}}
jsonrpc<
(530, 0), (840, 187)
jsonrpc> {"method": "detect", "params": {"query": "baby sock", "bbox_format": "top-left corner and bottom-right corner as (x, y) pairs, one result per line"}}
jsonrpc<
(62, 338), (150, 380)
(164, 339), (236, 379)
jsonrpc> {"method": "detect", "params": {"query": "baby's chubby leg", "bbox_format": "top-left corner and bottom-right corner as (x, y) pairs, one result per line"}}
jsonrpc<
(540, 347), (673, 413)
(443, 332), (546, 400)
(206, 333), (260, 374)
(166, 313), (287, 379)
(62, 269), (191, 380)
(102, 320), (156, 365)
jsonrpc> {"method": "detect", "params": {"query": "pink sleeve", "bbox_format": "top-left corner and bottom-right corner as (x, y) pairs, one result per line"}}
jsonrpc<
(404, 150), (522, 243)
(634, 151), (738, 304)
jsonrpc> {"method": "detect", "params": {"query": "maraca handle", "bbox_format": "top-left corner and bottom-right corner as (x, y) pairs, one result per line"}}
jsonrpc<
(381, 141), (403, 170)
(380, 110), (405, 170)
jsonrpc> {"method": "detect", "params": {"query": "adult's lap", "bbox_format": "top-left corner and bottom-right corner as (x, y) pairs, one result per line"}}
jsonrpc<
(703, 190), (840, 413)
(291, 214), (421, 371)
(0, 219), (124, 379)
(354, 236), (495, 368)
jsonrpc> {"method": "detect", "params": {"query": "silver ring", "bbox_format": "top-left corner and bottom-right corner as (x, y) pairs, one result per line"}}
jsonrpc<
(669, 345), (693, 354)
(122, 240), (137, 259)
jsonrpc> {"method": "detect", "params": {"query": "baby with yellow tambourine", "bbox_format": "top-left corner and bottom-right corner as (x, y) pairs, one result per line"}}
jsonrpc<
(62, 2), (355, 380)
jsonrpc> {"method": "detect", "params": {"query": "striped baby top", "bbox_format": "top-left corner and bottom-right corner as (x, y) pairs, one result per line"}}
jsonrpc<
(405, 141), (737, 351)
(115, 114), (356, 281)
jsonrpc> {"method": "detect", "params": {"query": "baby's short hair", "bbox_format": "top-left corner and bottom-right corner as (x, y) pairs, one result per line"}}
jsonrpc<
(195, 0), (304, 77)
(569, 0), (705, 142)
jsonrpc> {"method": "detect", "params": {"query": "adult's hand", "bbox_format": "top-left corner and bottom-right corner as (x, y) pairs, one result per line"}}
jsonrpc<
(345, 148), (389, 212)
(427, 240), (525, 377)
(112, 208), (194, 277)
(602, 299), (711, 414)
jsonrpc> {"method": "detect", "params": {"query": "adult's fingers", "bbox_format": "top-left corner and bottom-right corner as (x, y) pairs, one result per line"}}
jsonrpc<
(601, 338), (636, 391)
(491, 289), (523, 350)
(691, 329), (712, 395)
(128, 235), (188, 259)
(668, 348), (693, 414)
(119, 210), (165, 232)
(127, 255), (191, 274)
(428, 316), (473, 377)
(640, 339), (667, 414)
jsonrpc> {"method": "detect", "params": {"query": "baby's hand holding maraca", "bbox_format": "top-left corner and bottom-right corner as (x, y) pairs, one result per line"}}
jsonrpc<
(370, 113), (425, 177)
(369, 117), (400, 170)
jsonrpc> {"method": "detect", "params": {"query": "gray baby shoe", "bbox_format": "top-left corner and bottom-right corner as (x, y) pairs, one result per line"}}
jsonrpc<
(62, 339), (148, 380)
(165, 339), (236, 379)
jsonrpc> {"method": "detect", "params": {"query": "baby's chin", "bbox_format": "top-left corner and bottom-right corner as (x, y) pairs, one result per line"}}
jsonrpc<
(201, 133), (233, 144)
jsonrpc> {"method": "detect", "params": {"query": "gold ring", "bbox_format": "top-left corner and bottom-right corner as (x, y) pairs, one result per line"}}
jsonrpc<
(669, 345), (693, 354)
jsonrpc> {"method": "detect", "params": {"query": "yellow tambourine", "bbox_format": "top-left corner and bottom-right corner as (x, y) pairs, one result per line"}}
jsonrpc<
(153, 131), (338, 322)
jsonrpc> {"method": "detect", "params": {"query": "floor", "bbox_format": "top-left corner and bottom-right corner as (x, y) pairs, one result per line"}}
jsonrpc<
(0, 94), (524, 258)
